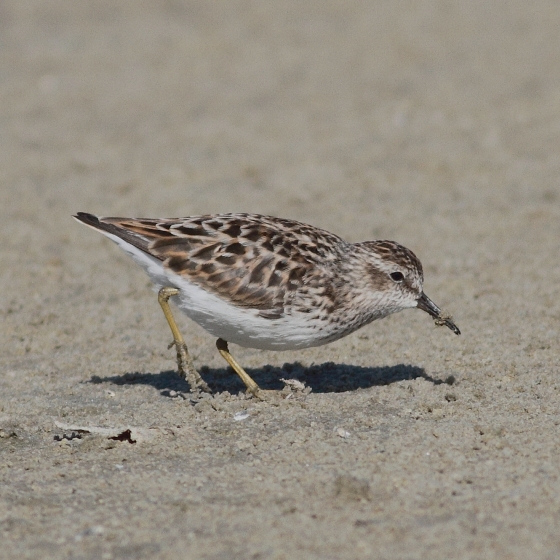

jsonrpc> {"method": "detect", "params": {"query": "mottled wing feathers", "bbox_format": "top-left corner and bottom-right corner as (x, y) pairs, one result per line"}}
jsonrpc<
(75, 213), (345, 319)
(150, 214), (344, 318)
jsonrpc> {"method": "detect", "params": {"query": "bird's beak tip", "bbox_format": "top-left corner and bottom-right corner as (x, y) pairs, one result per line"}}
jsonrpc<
(417, 292), (460, 335)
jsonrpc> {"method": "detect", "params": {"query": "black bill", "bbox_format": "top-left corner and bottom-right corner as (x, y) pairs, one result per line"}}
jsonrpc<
(417, 292), (461, 335)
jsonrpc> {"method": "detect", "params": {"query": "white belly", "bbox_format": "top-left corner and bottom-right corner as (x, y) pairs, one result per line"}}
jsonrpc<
(169, 270), (325, 350)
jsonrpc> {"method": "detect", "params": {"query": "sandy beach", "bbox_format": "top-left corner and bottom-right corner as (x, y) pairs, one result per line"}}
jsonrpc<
(1, 1), (559, 558)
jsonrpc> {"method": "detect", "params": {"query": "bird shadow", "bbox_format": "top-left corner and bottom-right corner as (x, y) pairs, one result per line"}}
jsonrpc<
(88, 361), (454, 397)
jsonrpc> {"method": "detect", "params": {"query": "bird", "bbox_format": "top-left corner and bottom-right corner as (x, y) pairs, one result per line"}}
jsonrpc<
(73, 212), (460, 397)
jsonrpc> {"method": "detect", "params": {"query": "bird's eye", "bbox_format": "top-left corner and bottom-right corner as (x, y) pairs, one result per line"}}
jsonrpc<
(390, 271), (404, 282)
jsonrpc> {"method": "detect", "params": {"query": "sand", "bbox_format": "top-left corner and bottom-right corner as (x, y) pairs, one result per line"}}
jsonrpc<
(1, 1), (560, 558)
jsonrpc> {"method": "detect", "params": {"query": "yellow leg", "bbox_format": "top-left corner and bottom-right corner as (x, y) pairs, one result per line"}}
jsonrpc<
(158, 287), (210, 393)
(216, 338), (261, 397)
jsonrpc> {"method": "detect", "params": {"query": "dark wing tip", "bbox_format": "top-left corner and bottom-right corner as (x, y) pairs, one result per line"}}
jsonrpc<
(72, 212), (157, 258)
(73, 212), (100, 228)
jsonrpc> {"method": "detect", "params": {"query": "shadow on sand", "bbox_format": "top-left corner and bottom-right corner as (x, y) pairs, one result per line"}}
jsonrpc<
(89, 361), (455, 396)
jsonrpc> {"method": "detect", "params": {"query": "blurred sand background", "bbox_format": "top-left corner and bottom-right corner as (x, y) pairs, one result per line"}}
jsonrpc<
(1, 1), (560, 558)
